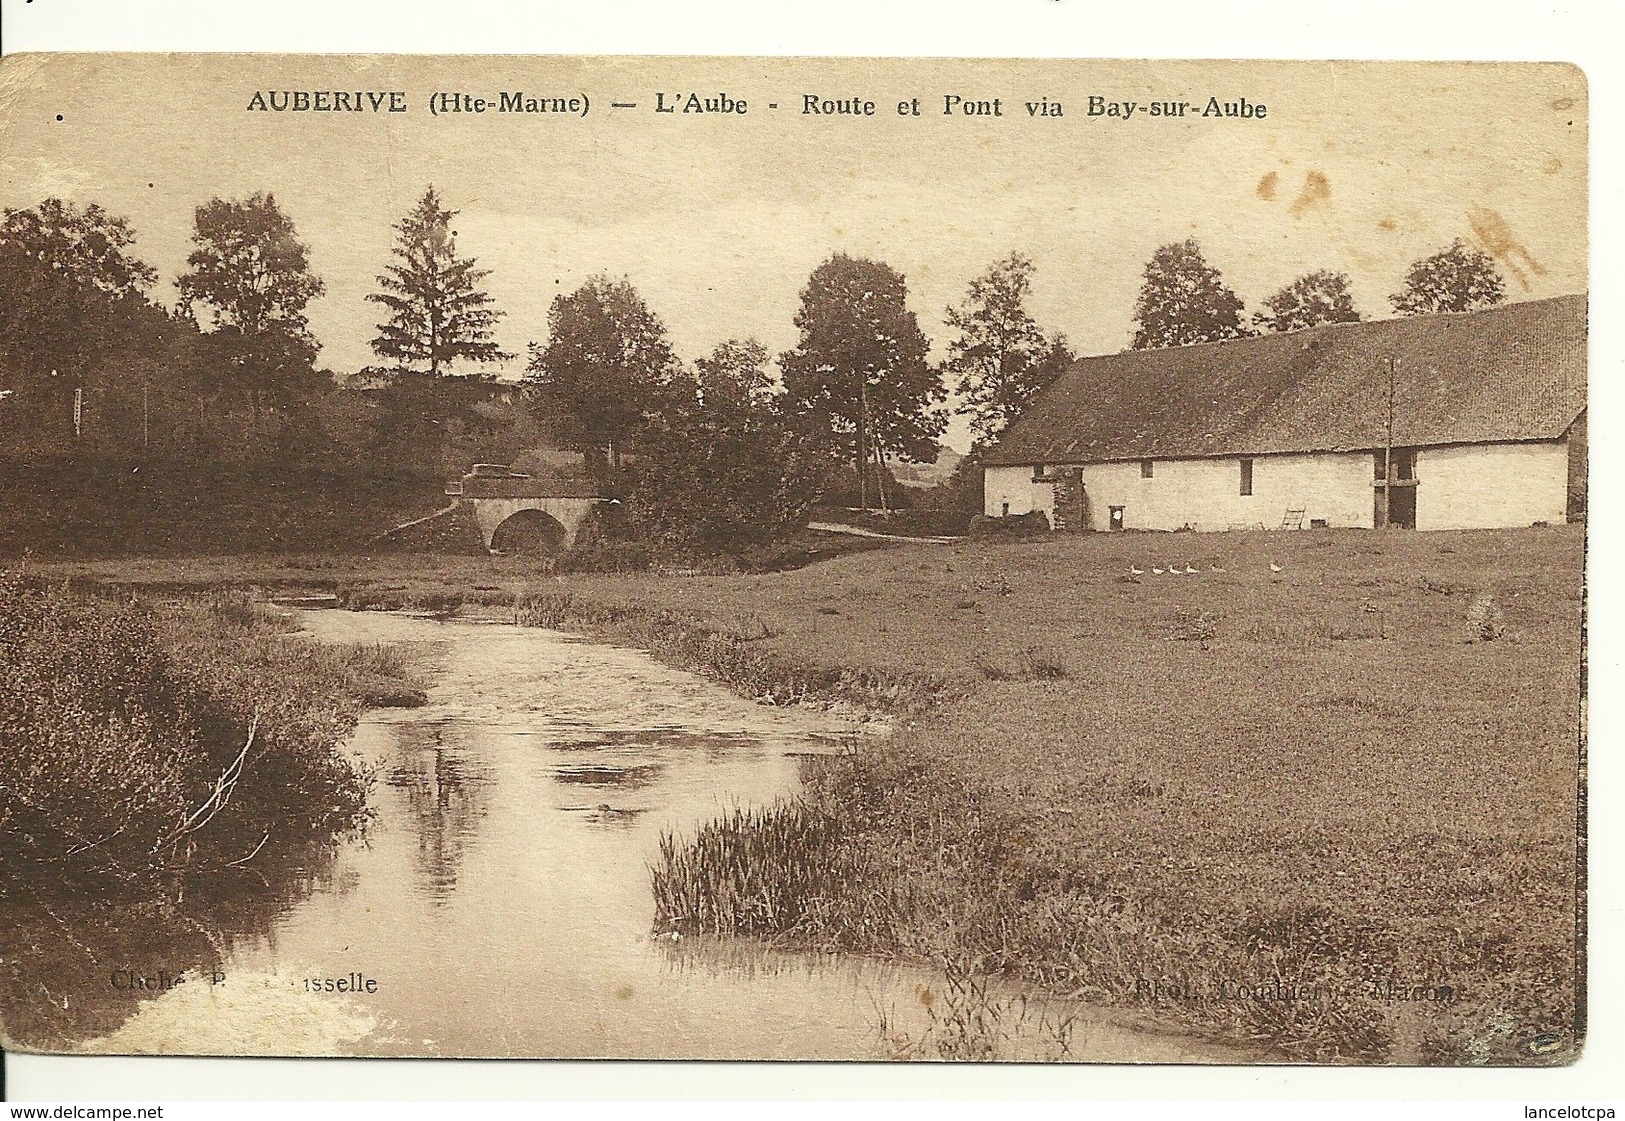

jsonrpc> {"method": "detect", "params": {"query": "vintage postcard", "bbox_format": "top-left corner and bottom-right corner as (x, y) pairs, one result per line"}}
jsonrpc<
(0, 54), (1586, 1065)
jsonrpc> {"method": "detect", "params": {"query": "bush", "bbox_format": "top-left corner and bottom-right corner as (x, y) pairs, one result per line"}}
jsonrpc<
(967, 510), (1051, 539)
(0, 577), (385, 892)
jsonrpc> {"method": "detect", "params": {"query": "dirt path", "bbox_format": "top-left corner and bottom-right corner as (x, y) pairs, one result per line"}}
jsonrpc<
(805, 520), (962, 544)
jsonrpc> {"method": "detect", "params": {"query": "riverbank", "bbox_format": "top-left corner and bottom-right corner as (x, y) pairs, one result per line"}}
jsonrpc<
(0, 578), (430, 893)
(532, 524), (1586, 1065)
(0, 580), (432, 1049)
(18, 524), (1584, 1064)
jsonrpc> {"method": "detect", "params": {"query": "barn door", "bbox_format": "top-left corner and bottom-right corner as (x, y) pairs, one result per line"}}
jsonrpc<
(1390, 484), (1417, 529)
(1373, 448), (1418, 529)
(1374, 485), (1417, 529)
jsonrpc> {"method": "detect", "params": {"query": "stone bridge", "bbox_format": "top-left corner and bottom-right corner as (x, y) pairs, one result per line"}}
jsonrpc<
(445, 465), (611, 554)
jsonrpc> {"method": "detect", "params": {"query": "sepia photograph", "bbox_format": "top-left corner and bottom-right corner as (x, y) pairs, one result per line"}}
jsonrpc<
(0, 53), (1587, 1068)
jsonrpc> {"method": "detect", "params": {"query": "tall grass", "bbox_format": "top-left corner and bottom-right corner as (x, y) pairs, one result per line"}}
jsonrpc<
(652, 792), (1092, 1061)
(513, 591), (939, 711)
(651, 802), (853, 936)
(0, 577), (419, 893)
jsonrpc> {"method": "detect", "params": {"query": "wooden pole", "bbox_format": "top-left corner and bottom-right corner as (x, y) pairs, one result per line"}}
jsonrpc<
(873, 440), (889, 512)
(1383, 357), (1397, 529)
(857, 377), (869, 511)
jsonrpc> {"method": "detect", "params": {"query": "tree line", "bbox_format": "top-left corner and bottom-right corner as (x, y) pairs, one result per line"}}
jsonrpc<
(0, 186), (1511, 553)
(1128, 235), (1508, 350)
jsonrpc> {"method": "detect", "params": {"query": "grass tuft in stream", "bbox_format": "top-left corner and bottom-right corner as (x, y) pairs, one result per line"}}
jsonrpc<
(650, 801), (856, 937)
(873, 957), (1080, 1062)
(652, 794), (1086, 1061)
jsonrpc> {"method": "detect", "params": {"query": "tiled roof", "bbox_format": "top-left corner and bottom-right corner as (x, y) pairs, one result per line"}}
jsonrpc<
(983, 294), (1587, 466)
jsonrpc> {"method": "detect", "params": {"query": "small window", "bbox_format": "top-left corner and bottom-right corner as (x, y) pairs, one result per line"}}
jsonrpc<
(1140, 458), (1154, 478)
(1239, 458), (1254, 496)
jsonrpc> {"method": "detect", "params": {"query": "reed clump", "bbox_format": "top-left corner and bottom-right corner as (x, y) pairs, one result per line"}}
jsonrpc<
(651, 801), (859, 936)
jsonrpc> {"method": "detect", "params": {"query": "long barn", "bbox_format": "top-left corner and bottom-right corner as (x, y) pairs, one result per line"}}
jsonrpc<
(982, 294), (1587, 533)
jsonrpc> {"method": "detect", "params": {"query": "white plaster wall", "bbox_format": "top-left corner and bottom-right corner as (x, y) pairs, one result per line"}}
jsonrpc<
(983, 465), (1054, 518)
(1414, 441), (1568, 530)
(1076, 452), (1373, 532)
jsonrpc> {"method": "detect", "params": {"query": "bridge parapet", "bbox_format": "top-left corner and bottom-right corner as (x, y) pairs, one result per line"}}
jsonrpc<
(444, 466), (611, 553)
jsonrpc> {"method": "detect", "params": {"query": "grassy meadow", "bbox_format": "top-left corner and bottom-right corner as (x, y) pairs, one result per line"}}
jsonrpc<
(24, 523), (1585, 1062)
(569, 525), (1582, 1064)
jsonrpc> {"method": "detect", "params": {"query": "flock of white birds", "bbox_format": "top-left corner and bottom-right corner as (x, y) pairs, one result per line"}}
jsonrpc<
(1127, 561), (1285, 577)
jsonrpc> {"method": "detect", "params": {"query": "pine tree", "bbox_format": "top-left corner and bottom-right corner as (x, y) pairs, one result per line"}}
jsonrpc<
(368, 187), (510, 375)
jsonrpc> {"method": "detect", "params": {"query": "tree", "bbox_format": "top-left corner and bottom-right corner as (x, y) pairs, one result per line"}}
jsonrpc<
(177, 192), (324, 343)
(1253, 270), (1363, 333)
(943, 252), (1076, 445)
(695, 338), (775, 414)
(363, 368), (511, 477)
(626, 348), (823, 555)
(0, 199), (176, 450)
(780, 253), (946, 509)
(0, 198), (158, 385)
(523, 276), (681, 473)
(1390, 239), (1507, 316)
(1130, 238), (1251, 350)
(175, 193), (328, 455)
(368, 187), (510, 375)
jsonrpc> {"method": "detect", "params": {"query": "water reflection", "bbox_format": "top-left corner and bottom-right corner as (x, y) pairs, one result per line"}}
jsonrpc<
(551, 762), (665, 789)
(383, 723), (491, 903)
(548, 728), (767, 753)
(0, 841), (340, 1051)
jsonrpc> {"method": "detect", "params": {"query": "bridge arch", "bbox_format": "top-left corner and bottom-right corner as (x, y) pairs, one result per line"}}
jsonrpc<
(489, 508), (569, 555)
(467, 495), (607, 553)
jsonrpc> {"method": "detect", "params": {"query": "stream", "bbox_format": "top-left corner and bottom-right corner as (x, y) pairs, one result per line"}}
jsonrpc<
(46, 610), (1244, 1061)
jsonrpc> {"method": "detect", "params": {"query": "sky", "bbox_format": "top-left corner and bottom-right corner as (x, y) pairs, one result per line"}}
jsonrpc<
(0, 55), (1588, 451)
